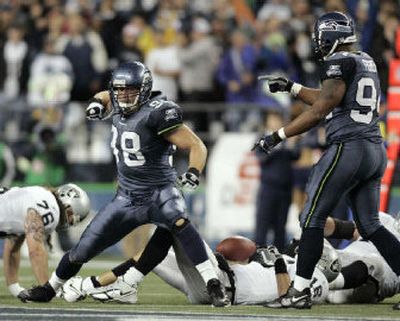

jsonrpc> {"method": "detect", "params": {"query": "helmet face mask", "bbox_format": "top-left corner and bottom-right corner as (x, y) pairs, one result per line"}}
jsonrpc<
(316, 240), (342, 282)
(110, 61), (153, 115)
(313, 11), (357, 60)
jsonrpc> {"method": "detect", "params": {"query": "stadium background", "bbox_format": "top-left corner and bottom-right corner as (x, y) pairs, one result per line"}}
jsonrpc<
(0, 0), (399, 256)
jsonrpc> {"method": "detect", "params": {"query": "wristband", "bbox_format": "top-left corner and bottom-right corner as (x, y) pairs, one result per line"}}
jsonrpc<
(187, 167), (200, 177)
(8, 283), (25, 297)
(277, 127), (287, 140)
(290, 83), (302, 97)
(274, 258), (288, 274)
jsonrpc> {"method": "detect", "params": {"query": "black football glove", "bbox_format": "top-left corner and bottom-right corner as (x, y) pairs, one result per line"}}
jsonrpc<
(86, 97), (106, 120)
(252, 132), (282, 154)
(18, 282), (56, 303)
(177, 167), (200, 191)
(258, 75), (294, 93)
(249, 245), (282, 268)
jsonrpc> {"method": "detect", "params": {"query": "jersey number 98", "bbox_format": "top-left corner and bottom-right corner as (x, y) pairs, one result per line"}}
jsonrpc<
(111, 126), (145, 167)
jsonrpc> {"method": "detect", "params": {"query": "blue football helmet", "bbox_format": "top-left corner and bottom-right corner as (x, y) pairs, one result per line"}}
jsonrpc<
(313, 11), (357, 60)
(109, 61), (153, 114)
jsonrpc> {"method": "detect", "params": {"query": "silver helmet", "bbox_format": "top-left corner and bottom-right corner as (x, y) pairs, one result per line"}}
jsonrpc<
(316, 239), (342, 282)
(57, 183), (90, 226)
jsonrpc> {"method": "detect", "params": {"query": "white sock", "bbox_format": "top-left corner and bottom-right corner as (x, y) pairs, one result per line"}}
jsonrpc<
(195, 260), (218, 284)
(49, 272), (67, 291)
(329, 273), (345, 290)
(293, 275), (311, 291)
(123, 267), (144, 286)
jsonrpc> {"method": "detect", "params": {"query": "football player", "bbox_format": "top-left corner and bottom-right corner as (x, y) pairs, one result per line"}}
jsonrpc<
(18, 61), (229, 307)
(328, 212), (400, 305)
(254, 11), (400, 309)
(1, 183), (90, 298)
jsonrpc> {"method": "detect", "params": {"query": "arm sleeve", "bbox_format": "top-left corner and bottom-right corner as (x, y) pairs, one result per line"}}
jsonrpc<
(320, 56), (356, 87)
(148, 102), (184, 135)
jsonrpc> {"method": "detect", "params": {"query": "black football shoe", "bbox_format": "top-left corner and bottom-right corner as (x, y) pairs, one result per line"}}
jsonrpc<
(206, 278), (231, 307)
(18, 282), (56, 303)
(264, 282), (312, 309)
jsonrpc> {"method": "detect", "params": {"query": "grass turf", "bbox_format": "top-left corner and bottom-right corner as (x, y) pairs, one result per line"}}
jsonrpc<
(1, 261), (400, 320)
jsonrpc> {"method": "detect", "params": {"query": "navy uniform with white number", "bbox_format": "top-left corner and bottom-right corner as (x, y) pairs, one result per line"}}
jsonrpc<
(300, 51), (385, 237)
(69, 92), (187, 263)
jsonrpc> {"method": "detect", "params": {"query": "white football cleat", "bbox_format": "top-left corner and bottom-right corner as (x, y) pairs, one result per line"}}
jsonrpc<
(89, 276), (137, 304)
(60, 276), (86, 302)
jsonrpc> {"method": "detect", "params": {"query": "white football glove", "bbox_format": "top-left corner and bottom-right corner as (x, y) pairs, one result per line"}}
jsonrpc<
(177, 168), (200, 191)
(86, 98), (106, 120)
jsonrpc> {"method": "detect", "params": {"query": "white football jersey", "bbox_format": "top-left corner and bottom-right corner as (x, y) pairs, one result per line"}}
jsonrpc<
(231, 255), (328, 305)
(0, 186), (60, 236)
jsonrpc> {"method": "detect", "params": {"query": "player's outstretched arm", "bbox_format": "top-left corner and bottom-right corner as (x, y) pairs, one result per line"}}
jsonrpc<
(164, 124), (207, 190)
(24, 209), (49, 285)
(283, 78), (345, 138)
(258, 75), (321, 105)
(3, 235), (26, 297)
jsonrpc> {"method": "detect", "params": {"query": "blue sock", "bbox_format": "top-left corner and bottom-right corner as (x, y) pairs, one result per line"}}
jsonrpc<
(56, 252), (82, 279)
(369, 226), (400, 275)
(296, 228), (324, 280)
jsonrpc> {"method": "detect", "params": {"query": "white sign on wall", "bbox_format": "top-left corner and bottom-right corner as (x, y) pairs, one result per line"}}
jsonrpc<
(205, 133), (260, 240)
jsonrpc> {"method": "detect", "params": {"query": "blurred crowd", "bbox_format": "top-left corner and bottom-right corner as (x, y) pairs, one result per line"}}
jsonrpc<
(0, 0), (398, 186)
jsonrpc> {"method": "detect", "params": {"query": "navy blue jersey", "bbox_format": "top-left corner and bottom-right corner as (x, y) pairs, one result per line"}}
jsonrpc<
(111, 91), (183, 191)
(320, 51), (382, 144)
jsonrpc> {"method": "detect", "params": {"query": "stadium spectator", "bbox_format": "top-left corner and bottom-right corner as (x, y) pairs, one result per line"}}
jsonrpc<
(18, 123), (67, 187)
(0, 142), (15, 188)
(27, 36), (74, 108)
(18, 61), (230, 308)
(146, 29), (181, 101)
(56, 13), (108, 101)
(0, 24), (30, 99)
(217, 29), (258, 130)
(1, 183), (90, 298)
(253, 111), (299, 251)
(178, 17), (219, 102)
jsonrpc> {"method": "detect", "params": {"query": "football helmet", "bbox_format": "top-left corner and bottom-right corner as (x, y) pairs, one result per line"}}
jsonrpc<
(57, 183), (90, 227)
(316, 239), (342, 283)
(313, 11), (356, 60)
(109, 61), (153, 115)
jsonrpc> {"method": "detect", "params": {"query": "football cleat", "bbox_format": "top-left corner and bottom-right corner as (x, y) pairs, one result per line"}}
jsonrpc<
(89, 276), (137, 304)
(59, 276), (89, 302)
(206, 278), (231, 307)
(18, 282), (56, 303)
(264, 282), (312, 309)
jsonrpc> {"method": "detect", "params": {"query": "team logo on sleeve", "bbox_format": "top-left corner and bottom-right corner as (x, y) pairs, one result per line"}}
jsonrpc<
(326, 64), (342, 77)
(165, 108), (179, 121)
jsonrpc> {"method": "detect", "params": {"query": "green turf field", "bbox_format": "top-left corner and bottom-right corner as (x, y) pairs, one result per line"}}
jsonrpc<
(1, 260), (400, 320)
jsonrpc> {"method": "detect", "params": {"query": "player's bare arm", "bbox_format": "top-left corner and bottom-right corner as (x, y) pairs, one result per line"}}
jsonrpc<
(163, 124), (207, 173)
(284, 78), (346, 137)
(3, 235), (26, 296)
(297, 87), (321, 106)
(24, 208), (49, 285)
(259, 75), (321, 105)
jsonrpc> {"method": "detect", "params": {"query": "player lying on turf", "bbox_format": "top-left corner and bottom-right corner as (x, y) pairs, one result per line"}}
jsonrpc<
(59, 234), (338, 306)
(0, 184), (90, 298)
(327, 212), (400, 305)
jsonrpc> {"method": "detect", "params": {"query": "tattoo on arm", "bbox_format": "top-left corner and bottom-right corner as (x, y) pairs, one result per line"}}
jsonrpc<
(24, 209), (45, 243)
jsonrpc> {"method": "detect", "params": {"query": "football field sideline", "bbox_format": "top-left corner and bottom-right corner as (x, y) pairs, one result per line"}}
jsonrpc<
(0, 307), (397, 321)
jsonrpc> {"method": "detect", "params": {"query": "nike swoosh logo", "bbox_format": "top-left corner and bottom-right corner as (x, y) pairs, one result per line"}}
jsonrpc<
(118, 121), (126, 126)
(291, 295), (308, 303)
